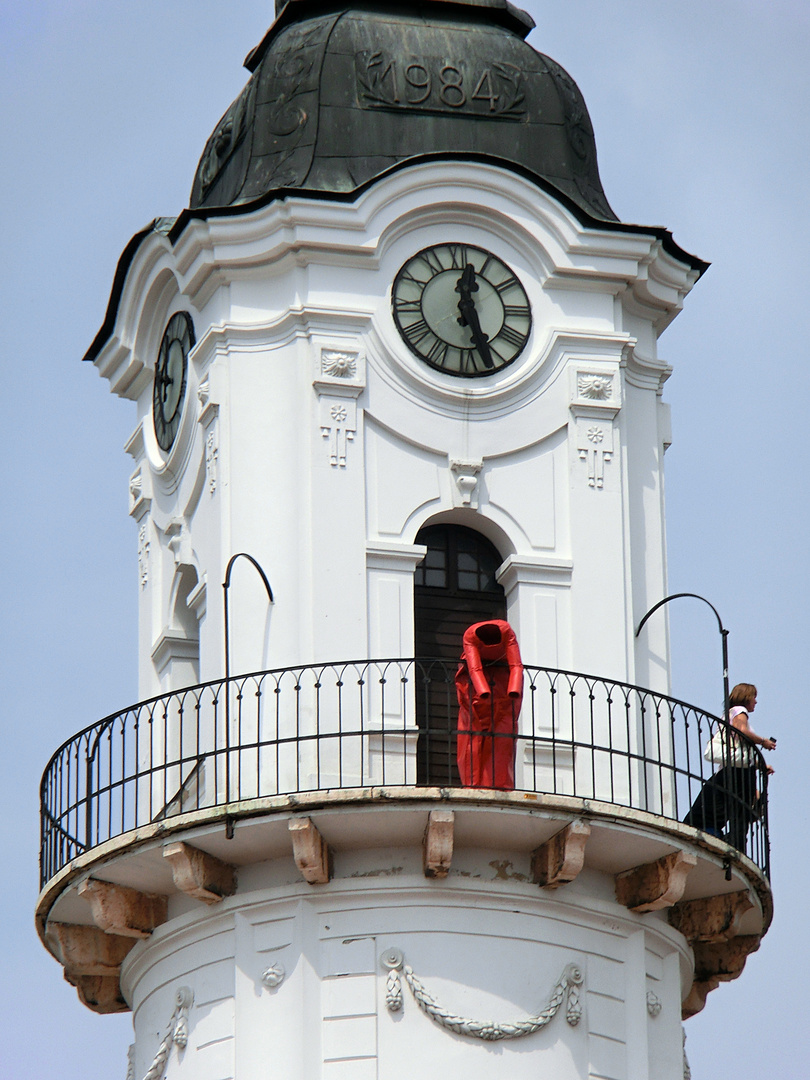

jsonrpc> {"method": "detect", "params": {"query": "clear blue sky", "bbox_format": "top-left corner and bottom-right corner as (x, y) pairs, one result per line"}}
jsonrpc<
(2, 2), (807, 1076)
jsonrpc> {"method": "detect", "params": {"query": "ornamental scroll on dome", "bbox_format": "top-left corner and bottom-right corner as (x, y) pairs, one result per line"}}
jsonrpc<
(196, 81), (255, 201)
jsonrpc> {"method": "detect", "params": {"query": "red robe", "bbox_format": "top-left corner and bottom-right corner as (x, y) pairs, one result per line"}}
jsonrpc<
(455, 620), (523, 789)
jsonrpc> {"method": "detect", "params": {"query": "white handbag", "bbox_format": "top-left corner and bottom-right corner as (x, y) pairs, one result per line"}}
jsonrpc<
(704, 726), (753, 768)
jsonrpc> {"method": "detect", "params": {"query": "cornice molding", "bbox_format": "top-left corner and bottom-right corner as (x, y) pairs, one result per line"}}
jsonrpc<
(366, 541), (428, 572)
(496, 554), (573, 595)
(151, 628), (200, 675)
(91, 162), (702, 400)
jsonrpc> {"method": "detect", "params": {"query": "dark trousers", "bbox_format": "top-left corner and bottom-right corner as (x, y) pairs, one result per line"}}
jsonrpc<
(684, 766), (757, 850)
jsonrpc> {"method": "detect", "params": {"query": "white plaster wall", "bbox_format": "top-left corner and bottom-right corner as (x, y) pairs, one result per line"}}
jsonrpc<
(97, 160), (698, 754)
(121, 851), (692, 1080)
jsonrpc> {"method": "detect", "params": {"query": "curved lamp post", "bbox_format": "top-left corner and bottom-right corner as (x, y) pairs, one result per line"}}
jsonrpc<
(635, 592), (729, 721)
(222, 553), (274, 804)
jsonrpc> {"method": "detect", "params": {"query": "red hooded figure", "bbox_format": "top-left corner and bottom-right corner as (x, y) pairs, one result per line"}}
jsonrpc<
(455, 620), (523, 789)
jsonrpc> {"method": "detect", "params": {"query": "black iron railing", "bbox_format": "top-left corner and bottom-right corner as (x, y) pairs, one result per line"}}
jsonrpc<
(39, 660), (770, 886)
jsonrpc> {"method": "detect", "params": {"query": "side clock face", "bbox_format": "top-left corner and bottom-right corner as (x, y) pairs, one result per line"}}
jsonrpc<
(392, 244), (531, 377)
(153, 312), (194, 452)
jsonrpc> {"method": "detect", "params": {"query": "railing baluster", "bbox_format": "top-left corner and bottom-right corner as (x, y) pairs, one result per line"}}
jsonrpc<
(39, 660), (771, 886)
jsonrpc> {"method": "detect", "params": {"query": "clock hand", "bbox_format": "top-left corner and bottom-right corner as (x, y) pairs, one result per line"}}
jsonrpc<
(455, 262), (477, 303)
(467, 312), (494, 369)
(158, 368), (174, 405)
(455, 264), (494, 369)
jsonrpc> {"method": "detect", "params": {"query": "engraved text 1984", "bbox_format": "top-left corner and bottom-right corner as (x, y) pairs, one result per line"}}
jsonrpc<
(357, 52), (526, 119)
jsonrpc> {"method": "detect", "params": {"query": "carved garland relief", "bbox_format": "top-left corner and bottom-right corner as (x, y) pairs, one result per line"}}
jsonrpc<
(205, 430), (218, 495)
(244, 941), (586, 1044)
(137, 986), (193, 1080)
(196, 379), (219, 495)
(138, 524), (150, 589)
(380, 948), (583, 1040)
(683, 1028), (692, 1080)
(646, 990), (662, 1017)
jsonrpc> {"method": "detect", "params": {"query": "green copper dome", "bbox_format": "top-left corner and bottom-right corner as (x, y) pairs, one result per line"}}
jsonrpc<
(190, 0), (618, 221)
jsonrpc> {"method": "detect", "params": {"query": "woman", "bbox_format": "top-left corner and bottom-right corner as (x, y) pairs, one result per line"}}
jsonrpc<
(685, 683), (775, 850)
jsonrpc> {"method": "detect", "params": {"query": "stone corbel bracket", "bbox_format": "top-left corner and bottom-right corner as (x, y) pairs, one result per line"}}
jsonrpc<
(47, 922), (134, 976)
(163, 841), (237, 904)
(679, 935), (761, 1022)
(680, 977), (720, 1021)
(65, 970), (129, 1014)
(52, 871), (211, 1015)
(681, 936), (761, 1019)
(668, 891), (758, 1019)
(78, 878), (168, 938)
(423, 809), (454, 878)
(289, 817), (333, 884)
(692, 935), (761, 985)
(531, 820), (591, 888)
(668, 890), (754, 943)
(615, 850), (697, 913)
(46, 922), (134, 1014)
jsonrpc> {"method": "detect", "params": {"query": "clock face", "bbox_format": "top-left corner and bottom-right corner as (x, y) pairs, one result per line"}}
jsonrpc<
(153, 312), (194, 452)
(392, 244), (531, 377)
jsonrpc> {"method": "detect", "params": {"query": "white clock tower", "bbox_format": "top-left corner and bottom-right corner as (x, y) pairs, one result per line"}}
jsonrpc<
(38, 2), (772, 1079)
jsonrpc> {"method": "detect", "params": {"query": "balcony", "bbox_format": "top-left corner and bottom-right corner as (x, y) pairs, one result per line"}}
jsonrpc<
(40, 658), (771, 889)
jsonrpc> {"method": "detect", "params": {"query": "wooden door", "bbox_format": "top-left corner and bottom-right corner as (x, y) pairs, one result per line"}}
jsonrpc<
(414, 525), (506, 785)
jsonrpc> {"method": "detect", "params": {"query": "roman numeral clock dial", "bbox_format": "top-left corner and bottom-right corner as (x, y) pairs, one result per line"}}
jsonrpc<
(153, 311), (195, 452)
(392, 244), (531, 377)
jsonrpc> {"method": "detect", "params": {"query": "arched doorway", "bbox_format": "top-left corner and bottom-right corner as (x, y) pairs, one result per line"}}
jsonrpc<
(414, 523), (507, 784)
